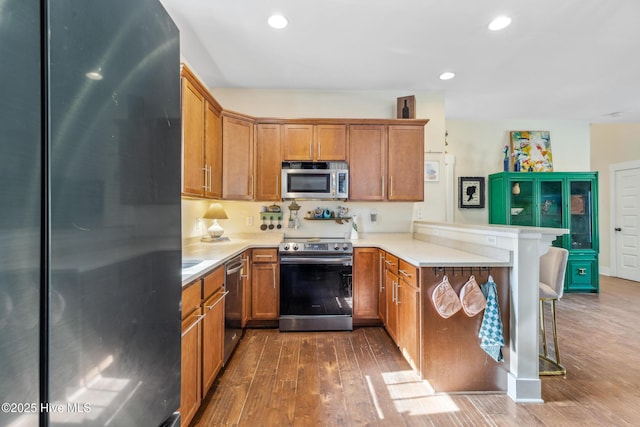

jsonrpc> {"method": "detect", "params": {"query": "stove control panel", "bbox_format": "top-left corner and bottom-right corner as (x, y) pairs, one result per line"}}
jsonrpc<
(279, 240), (353, 254)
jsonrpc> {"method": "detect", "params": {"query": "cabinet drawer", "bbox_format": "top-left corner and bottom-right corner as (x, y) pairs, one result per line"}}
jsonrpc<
(182, 280), (202, 319)
(567, 258), (598, 292)
(398, 259), (418, 288)
(252, 248), (278, 263)
(203, 265), (224, 299)
(384, 253), (398, 274)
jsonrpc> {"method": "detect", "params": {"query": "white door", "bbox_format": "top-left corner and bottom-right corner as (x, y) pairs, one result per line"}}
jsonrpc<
(614, 166), (640, 281)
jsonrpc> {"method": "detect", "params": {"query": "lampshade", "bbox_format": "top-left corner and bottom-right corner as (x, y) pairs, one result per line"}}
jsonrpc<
(202, 203), (228, 240)
(203, 203), (228, 220)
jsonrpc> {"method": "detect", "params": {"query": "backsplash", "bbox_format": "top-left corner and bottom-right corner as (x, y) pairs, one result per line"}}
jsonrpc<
(182, 198), (415, 240)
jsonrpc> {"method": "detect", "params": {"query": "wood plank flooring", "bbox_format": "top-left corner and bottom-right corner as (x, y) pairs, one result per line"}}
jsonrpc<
(191, 275), (640, 426)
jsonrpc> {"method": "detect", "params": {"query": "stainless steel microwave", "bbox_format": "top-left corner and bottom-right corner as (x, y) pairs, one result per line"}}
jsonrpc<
(281, 161), (348, 200)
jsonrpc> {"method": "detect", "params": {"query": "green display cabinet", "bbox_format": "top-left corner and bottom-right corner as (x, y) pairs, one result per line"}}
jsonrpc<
(488, 172), (599, 293)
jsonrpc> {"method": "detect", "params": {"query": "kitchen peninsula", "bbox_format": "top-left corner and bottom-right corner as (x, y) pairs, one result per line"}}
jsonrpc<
(181, 221), (566, 406)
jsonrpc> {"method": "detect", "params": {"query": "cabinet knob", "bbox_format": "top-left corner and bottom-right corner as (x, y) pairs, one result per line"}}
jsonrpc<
(614, 227), (622, 232)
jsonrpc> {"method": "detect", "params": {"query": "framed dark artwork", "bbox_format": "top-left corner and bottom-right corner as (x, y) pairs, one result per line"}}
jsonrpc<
(397, 95), (416, 119)
(459, 176), (485, 209)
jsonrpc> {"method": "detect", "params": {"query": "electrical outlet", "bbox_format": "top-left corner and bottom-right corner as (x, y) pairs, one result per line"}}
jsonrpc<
(246, 216), (254, 226)
(196, 218), (204, 232)
(416, 207), (424, 219)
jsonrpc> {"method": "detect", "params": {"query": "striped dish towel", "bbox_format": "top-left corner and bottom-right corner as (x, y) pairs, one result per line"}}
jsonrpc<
(478, 275), (504, 362)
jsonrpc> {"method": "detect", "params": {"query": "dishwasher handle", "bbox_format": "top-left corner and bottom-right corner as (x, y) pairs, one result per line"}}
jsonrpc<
(225, 256), (244, 274)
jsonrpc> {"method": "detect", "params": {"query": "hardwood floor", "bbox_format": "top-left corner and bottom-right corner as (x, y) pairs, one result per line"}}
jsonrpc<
(191, 275), (640, 426)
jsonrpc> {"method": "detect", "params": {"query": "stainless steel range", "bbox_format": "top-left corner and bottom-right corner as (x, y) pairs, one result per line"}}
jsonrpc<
(279, 238), (353, 331)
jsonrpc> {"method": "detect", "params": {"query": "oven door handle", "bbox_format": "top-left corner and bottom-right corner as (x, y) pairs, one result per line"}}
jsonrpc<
(280, 256), (352, 265)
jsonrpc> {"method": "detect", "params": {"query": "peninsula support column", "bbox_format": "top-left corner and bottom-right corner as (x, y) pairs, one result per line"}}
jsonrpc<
(507, 231), (562, 402)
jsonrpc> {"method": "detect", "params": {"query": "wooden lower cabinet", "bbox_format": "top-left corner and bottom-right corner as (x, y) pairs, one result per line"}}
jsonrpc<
(397, 261), (420, 372)
(383, 253), (399, 341)
(353, 247), (380, 322)
(201, 288), (225, 396)
(241, 251), (251, 326)
(251, 249), (279, 320)
(383, 255), (421, 373)
(181, 281), (203, 427)
(181, 265), (225, 427)
(420, 267), (510, 392)
(385, 269), (399, 343)
(378, 250), (387, 323)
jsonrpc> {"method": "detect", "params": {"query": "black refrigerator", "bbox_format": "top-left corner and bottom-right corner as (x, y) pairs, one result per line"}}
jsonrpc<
(0, 1), (182, 426)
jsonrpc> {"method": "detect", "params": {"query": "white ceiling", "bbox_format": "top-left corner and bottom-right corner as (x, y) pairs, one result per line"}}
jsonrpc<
(159, 0), (640, 123)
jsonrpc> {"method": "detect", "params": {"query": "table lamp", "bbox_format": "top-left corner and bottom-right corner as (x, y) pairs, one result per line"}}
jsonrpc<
(202, 203), (228, 241)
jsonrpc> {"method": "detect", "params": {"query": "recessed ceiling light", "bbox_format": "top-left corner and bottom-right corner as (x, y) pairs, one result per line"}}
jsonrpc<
(439, 72), (455, 81)
(488, 15), (512, 31)
(85, 69), (103, 80)
(268, 14), (288, 29)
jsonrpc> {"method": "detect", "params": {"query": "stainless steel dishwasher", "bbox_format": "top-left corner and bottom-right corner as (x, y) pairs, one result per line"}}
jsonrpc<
(224, 255), (244, 364)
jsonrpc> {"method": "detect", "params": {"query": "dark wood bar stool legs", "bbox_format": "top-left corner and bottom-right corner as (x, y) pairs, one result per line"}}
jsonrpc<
(538, 247), (569, 376)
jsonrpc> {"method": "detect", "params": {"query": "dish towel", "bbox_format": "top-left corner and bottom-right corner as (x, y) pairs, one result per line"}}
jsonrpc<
(478, 275), (505, 362)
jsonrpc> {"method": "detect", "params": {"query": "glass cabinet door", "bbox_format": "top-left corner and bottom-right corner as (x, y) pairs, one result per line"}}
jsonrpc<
(510, 179), (534, 226)
(539, 180), (564, 228)
(569, 180), (593, 250)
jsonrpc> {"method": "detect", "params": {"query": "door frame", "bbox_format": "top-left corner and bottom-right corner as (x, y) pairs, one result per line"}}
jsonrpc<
(609, 159), (640, 278)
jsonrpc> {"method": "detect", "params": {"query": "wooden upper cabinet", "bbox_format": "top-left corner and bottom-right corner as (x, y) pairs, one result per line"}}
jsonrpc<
(181, 77), (205, 197)
(255, 124), (282, 201)
(204, 101), (223, 199)
(282, 124), (313, 160)
(316, 124), (347, 160)
(349, 125), (387, 201)
(181, 64), (223, 199)
(222, 113), (254, 200)
(282, 123), (347, 161)
(387, 125), (424, 201)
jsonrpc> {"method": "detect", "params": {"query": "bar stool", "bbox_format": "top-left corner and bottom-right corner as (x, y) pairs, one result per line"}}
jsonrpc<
(539, 246), (569, 376)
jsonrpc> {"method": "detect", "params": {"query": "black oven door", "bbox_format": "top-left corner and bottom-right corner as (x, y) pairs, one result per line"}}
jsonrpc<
(279, 256), (353, 331)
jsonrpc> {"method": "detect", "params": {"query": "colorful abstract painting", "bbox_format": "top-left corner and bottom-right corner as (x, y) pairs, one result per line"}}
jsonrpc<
(510, 131), (553, 172)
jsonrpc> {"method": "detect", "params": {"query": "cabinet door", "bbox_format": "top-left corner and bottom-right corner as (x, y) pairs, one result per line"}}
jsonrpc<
(378, 250), (387, 322)
(202, 290), (224, 396)
(223, 115), (254, 200)
(282, 124), (314, 160)
(388, 125), (424, 201)
(180, 310), (202, 427)
(385, 269), (399, 343)
(397, 281), (420, 372)
(509, 178), (535, 226)
(251, 263), (279, 320)
(316, 124), (347, 160)
(349, 125), (387, 200)
(204, 101), (223, 199)
(569, 179), (596, 251)
(255, 124), (282, 201)
(353, 248), (380, 320)
(182, 78), (205, 197)
(241, 251), (251, 325)
(566, 257), (599, 292)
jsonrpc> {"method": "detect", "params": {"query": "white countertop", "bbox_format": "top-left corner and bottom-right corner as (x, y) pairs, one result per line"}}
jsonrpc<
(181, 231), (511, 286)
(181, 233), (284, 286)
(352, 233), (512, 267)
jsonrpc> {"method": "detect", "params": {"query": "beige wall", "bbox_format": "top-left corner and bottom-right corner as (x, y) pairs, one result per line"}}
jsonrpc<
(445, 119), (591, 225)
(590, 124), (640, 274)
